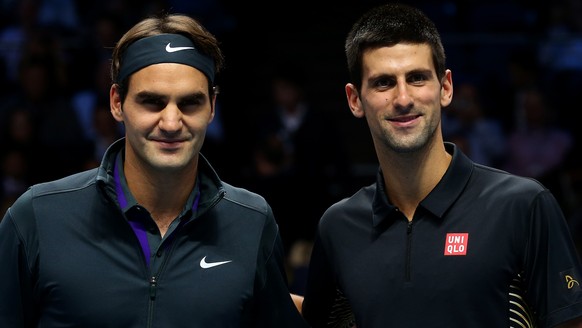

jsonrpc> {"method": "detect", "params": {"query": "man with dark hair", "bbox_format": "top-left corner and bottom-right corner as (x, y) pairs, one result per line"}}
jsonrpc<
(299, 3), (582, 327)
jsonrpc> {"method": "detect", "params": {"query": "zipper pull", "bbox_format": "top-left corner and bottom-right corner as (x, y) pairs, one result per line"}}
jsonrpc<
(149, 276), (157, 300)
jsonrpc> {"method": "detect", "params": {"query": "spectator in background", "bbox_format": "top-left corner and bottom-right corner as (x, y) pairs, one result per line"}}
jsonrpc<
(538, 0), (582, 146)
(0, 111), (34, 215)
(0, 149), (29, 216)
(36, 0), (79, 33)
(0, 106), (37, 222)
(442, 81), (507, 168)
(0, 0), (40, 84)
(503, 87), (573, 182)
(0, 106), (38, 155)
(81, 99), (124, 169)
(538, 0), (582, 83)
(71, 56), (119, 144)
(502, 87), (574, 211)
(245, 62), (352, 259)
(12, 52), (91, 182)
(0, 25), (91, 183)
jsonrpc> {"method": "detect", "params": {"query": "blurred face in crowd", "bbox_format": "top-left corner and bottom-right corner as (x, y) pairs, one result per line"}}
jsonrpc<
(110, 63), (215, 174)
(346, 44), (452, 154)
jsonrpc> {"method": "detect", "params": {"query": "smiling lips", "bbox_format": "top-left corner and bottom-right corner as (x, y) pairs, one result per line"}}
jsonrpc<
(390, 115), (420, 126)
(155, 139), (185, 151)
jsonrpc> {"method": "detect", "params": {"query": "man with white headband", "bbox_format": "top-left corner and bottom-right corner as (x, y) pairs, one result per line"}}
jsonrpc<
(0, 13), (309, 328)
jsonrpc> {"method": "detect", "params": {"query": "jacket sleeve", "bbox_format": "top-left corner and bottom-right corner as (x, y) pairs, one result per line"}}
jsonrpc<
(253, 207), (310, 328)
(0, 191), (40, 328)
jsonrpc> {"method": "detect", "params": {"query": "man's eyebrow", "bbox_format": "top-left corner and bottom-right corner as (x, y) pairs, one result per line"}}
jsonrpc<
(181, 92), (207, 102)
(407, 68), (433, 76)
(366, 72), (395, 82)
(134, 91), (164, 101)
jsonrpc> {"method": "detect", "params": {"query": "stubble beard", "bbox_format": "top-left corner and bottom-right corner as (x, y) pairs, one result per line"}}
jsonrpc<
(383, 122), (438, 154)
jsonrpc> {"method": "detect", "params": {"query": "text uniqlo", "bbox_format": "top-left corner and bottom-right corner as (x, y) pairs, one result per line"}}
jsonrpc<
(444, 233), (469, 256)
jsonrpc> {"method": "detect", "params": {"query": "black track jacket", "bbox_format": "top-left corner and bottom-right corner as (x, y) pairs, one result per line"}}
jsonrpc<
(0, 138), (308, 328)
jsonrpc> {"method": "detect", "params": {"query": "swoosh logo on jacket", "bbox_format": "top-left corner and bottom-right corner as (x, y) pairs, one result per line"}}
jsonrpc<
(165, 43), (195, 53)
(200, 256), (232, 269)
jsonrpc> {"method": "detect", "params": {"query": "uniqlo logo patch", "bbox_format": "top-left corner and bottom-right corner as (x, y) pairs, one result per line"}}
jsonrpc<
(444, 233), (469, 256)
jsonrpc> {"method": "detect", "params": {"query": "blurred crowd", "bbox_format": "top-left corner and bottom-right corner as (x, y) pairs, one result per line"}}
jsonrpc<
(1, 0), (582, 293)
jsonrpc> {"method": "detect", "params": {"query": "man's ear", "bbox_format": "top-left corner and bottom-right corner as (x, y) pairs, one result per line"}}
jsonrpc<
(346, 83), (365, 118)
(440, 69), (453, 108)
(110, 84), (124, 122)
(208, 93), (216, 123)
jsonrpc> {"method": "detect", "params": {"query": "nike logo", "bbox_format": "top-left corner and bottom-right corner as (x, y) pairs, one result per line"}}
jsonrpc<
(165, 43), (195, 53)
(200, 256), (232, 269)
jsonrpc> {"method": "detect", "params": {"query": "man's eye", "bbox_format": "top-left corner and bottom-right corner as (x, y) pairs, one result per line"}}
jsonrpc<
(179, 99), (203, 109)
(177, 99), (206, 114)
(180, 99), (202, 107)
(409, 74), (427, 83)
(375, 78), (395, 88)
(142, 98), (165, 107)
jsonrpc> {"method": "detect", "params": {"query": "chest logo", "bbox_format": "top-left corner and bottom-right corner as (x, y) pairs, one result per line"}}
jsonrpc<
(200, 256), (232, 269)
(444, 233), (469, 256)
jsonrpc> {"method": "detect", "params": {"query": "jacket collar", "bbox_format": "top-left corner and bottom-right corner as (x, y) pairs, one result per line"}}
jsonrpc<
(96, 137), (225, 212)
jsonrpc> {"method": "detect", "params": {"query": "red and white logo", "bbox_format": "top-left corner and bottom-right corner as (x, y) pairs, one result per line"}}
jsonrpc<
(444, 233), (469, 256)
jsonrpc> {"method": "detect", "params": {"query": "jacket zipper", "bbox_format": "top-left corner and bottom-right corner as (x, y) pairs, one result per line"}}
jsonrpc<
(147, 275), (157, 328)
(405, 220), (413, 282)
(143, 190), (224, 327)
